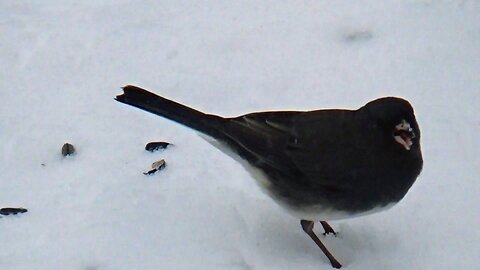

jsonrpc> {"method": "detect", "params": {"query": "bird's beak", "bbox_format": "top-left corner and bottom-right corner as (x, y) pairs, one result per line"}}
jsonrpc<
(393, 120), (416, 150)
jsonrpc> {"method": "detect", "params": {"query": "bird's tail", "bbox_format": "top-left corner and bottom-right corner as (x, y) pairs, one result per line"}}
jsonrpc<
(115, 85), (226, 139)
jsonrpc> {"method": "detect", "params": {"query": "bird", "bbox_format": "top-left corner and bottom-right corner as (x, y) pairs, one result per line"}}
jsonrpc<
(115, 85), (423, 268)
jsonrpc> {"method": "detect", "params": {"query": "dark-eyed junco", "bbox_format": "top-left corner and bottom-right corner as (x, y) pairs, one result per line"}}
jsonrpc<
(116, 85), (423, 268)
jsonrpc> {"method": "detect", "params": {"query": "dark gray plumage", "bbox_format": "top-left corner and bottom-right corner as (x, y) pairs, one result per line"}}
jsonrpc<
(115, 85), (423, 268)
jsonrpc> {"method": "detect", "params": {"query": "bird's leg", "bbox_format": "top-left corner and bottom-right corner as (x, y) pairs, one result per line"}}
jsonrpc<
(300, 220), (342, 269)
(320, 221), (337, 236)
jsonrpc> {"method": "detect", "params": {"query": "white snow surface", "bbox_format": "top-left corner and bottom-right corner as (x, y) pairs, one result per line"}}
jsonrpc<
(1, 1), (479, 269)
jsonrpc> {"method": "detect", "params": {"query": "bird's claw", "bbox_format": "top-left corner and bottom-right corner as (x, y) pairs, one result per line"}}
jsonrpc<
(322, 231), (338, 237)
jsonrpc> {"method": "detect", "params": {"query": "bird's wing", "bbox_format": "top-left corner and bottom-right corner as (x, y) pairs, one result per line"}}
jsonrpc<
(284, 111), (367, 190)
(222, 110), (365, 190)
(224, 111), (303, 177)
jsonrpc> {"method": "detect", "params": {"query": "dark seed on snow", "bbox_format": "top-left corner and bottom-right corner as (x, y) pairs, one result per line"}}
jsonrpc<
(0, 208), (28, 216)
(143, 159), (166, 175)
(62, 143), (76, 156)
(145, 142), (170, 152)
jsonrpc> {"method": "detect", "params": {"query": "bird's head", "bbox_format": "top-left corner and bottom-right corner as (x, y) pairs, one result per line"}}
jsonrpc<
(361, 97), (420, 151)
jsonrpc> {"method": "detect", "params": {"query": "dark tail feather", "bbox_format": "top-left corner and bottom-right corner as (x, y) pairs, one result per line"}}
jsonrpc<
(115, 85), (226, 139)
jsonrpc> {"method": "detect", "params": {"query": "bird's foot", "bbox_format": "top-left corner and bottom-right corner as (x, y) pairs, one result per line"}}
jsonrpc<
(320, 221), (338, 236)
(301, 220), (342, 268)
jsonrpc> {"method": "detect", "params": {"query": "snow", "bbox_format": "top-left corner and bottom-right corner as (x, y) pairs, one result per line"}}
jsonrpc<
(1, 1), (479, 269)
